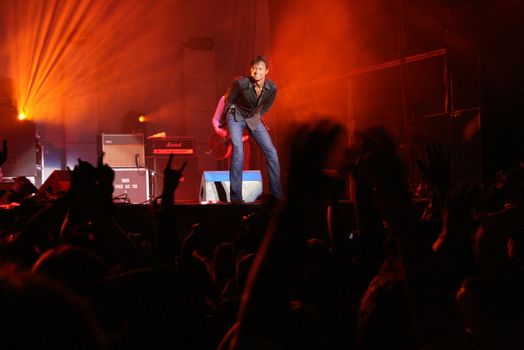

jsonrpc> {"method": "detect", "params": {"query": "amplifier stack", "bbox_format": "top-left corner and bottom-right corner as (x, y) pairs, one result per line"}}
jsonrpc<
(97, 134), (198, 203)
(98, 133), (149, 204)
(145, 136), (197, 202)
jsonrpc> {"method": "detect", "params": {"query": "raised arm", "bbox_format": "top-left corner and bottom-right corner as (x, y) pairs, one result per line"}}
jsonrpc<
(350, 127), (469, 349)
(153, 153), (187, 261)
(416, 142), (452, 222)
(60, 156), (142, 267)
(231, 119), (346, 349)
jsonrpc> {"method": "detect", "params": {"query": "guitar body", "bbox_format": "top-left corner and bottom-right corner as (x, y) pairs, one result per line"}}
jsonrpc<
(207, 133), (250, 160)
(209, 96), (249, 161)
(208, 133), (232, 160)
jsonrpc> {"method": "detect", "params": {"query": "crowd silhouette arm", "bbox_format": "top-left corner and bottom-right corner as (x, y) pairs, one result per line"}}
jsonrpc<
(231, 119), (347, 349)
(60, 155), (142, 267)
(416, 142), (452, 222)
(350, 127), (469, 349)
(154, 153), (186, 261)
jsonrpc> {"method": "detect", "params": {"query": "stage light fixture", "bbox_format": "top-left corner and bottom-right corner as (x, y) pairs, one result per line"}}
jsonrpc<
(18, 112), (27, 120)
(138, 115), (148, 123)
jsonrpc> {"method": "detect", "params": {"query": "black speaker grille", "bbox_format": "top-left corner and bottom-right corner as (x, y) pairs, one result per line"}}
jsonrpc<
(146, 155), (198, 202)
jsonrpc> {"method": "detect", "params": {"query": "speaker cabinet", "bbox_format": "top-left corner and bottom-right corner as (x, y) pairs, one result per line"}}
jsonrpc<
(146, 156), (198, 202)
(99, 133), (144, 168)
(39, 170), (71, 195)
(0, 181), (14, 204)
(113, 168), (150, 204)
(39, 168), (149, 204)
(0, 121), (36, 177)
(199, 170), (262, 203)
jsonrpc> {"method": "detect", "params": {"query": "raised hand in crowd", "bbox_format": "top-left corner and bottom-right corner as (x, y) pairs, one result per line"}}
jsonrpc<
(96, 152), (115, 211)
(344, 129), (391, 262)
(435, 181), (481, 250)
(457, 163), (524, 349)
(416, 142), (452, 197)
(475, 194), (524, 276)
(416, 142), (453, 222)
(432, 182), (481, 289)
(229, 119), (347, 350)
(348, 127), (469, 349)
(161, 153), (187, 208)
(64, 158), (101, 223)
(153, 153), (187, 262)
(61, 156), (142, 268)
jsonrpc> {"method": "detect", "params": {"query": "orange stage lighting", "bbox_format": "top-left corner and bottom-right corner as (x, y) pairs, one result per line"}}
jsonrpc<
(18, 112), (27, 121)
(138, 115), (148, 123)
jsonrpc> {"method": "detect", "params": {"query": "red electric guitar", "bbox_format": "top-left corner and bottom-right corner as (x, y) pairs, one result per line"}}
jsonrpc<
(206, 132), (249, 160)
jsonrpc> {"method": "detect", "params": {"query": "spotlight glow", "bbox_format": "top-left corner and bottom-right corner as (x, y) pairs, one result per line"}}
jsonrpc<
(3, 0), (181, 131)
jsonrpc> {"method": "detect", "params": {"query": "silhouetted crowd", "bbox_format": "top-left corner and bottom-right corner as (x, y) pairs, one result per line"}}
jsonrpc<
(0, 120), (523, 349)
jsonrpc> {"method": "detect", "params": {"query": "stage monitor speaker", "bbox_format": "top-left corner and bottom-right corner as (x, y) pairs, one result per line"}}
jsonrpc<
(199, 170), (262, 203)
(39, 169), (149, 204)
(0, 177), (38, 204)
(0, 181), (14, 204)
(146, 155), (198, 202)
(113, 168), (149, 204)
(0, 121), (36, 177)
(39, 170), (71, 196)
(99, 133), (144, 168)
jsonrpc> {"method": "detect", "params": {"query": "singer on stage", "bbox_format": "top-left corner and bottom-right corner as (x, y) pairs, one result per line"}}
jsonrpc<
(214, 56), (282, 204)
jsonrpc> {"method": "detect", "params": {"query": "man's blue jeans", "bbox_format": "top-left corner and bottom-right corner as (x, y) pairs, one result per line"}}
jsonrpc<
(227, 114), (282, 201)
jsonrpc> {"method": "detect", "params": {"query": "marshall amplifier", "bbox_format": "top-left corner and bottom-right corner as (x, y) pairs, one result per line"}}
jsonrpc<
(145, 137), (195, 156)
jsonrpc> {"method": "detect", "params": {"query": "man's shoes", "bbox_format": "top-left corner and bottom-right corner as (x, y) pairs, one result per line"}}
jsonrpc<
(230, 199), (245, 204)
